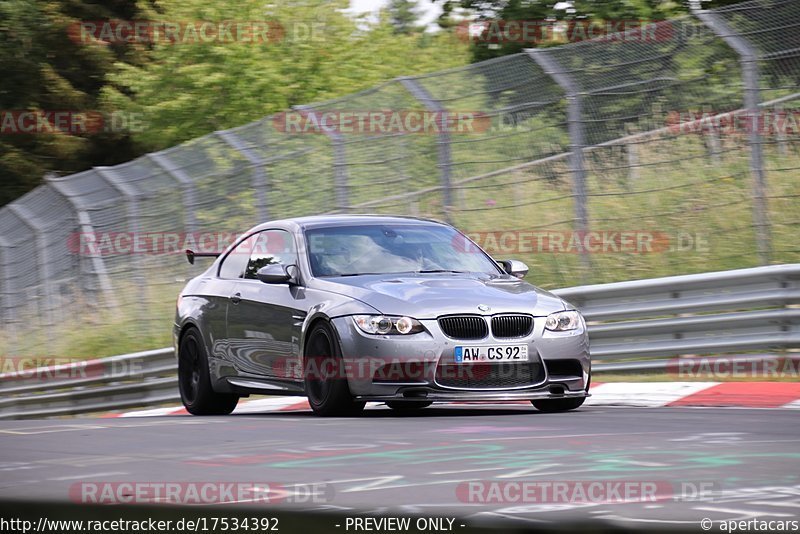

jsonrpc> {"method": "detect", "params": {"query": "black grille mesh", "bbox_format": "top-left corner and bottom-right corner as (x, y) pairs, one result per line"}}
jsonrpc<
(439, 314), (533, 339)
(435, 362), (544, 389)
(438, 316), (488, 339)
(491, 315), (533, 338)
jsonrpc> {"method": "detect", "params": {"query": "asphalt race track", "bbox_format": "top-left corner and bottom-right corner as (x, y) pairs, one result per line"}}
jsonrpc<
(0, 405), (799, 529)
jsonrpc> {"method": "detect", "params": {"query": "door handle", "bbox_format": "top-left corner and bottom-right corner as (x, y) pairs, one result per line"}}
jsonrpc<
(230, 292), (242, 305)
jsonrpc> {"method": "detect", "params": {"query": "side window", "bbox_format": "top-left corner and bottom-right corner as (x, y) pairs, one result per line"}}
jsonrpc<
(244, 230), (297, 280)
(218, 234), (258, 279)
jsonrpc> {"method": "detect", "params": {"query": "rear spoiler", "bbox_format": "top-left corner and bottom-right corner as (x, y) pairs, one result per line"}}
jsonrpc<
(186, 249), (222, 265)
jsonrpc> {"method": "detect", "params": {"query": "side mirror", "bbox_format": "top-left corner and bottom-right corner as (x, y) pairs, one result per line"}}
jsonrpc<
(499, 259), (529, 279)
(256, 264), (292, 284)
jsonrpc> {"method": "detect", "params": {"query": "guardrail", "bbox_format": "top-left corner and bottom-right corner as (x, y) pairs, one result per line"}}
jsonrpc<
(2, 264), (799, 419)
(0, 348), (178, 419)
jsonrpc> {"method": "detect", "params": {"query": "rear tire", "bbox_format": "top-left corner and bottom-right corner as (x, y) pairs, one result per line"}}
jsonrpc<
(386, 401), (433, 412)
(304, 322), (365, 417)
(531, 396), (585, 413)
(178, 328), (239, 415)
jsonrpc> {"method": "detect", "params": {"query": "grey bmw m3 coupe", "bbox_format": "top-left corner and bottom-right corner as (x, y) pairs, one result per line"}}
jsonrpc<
(174, 215), (590, 416)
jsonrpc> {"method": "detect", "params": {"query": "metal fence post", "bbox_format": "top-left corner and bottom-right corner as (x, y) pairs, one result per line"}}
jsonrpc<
(398, 77), (453, 223)
(775, 104), (788, 156)
(291, 106), (350, 213)
(95, 167), (142, 242)
(215, 130), (270, 221)
(329, 131), (349, 212)
(146, 152), (202, 285)
(526, 49), (591, 277)
(0, 237), (16, 350)
(6, 204), (54, 326)
(147, 153), (199, 233)
(45, 175), (117, 308)
(625, 125), (640, 186)
(694, 9), (771, 264)
(94, 167), (146, 321)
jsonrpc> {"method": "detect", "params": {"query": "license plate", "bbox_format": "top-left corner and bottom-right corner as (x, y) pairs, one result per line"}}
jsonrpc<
(454, 345), (528, 363)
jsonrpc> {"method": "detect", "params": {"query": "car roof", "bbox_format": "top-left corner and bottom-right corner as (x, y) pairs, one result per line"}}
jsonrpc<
(250, 214), (450, 232)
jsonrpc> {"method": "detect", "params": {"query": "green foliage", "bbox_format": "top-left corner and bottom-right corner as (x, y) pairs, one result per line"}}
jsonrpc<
(0, 0), (469, 205)
(0, 0), (146, 206)
(106, 0), (470, 150)
(387, 0), (423, 34)
(444, 0), (755, 62)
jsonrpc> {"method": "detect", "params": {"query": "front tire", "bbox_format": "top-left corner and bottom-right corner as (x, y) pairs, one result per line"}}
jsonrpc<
(304, 322), (365, 417)
(178, 328), (239, 415)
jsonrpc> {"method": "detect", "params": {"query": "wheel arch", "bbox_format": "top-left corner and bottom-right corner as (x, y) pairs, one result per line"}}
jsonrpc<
(301, 313), (337, 359)
(178, 319), (201, 347)
(299, 298), (380, 357)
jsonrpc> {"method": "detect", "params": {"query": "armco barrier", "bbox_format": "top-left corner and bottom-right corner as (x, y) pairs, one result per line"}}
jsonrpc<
(3, 0), (800, 356)
(1, 264), (798, 419)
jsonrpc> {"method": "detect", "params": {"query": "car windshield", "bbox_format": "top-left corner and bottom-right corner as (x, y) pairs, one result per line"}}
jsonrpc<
(305, 223), (503, 277)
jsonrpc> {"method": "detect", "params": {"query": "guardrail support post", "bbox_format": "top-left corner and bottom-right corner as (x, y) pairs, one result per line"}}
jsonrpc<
(399, 77), (454, 223)
(526, 49), (591, 279)
(694, 9), (771, 264)
(215, 130), (270, 221)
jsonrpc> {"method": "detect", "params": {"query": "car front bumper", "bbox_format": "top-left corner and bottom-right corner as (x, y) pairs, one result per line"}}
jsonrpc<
(331, 315), (590, 402)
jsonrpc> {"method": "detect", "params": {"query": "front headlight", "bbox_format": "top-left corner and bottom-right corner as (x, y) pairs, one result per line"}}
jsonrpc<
(352, 315), (425, 335)
(544, 310), (582, 331)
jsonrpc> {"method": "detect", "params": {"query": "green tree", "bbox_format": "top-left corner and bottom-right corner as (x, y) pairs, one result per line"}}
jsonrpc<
(388, 0), (422, 34)
(106, 0), (470, 150)
(0, 0), (148, 206)
(462, 0), (551, 62)
(438, 0), (753, 62)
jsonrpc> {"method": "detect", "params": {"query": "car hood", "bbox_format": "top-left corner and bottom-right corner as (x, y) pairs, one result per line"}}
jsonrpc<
(313, 273), (566, 318)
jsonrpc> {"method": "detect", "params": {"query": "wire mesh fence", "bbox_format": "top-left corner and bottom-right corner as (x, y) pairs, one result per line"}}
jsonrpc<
(1, 0), (799, 356)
